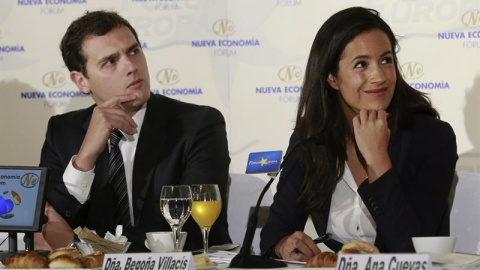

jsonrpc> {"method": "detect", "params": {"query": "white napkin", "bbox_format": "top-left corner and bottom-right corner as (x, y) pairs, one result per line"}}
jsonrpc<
(208, 251), (237, 265)
(74, 225), (130, 255)
(104, 225), (129, 245)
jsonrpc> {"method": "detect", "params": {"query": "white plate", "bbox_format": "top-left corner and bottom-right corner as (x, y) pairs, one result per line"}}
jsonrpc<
(431, 253), (480, 267)
(273, 258), (306, 265)
(194, 244), (240, 254)
(209, 244), (240, 252)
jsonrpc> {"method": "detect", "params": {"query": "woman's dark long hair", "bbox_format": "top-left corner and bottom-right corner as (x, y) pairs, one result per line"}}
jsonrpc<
(295, 7), (438, 224)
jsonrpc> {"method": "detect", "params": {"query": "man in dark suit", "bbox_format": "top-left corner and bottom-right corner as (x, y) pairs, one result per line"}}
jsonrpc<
(40, 10), (231, 252)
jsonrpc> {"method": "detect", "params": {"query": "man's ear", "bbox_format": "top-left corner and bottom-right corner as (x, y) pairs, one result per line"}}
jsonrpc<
(327, 73), (339, 90)
(70, 71), (90, 95)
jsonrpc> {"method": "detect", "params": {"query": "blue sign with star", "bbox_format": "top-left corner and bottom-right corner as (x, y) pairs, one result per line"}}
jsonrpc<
(245, 150), (283, 174)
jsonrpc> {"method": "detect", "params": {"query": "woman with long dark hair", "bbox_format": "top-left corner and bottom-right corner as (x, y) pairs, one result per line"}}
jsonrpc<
(260, 7), (457, 261)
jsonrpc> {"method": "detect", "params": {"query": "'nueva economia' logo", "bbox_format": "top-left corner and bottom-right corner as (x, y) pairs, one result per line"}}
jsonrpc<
(212, 19), (235, 36)
(157, 68), (180, 85)
(21, 173), (39, 188)
(42, 71), (66, 88)
(401, 62), (424, 80)
(278, 65), (303, 83)
(462, 10), (480, 27)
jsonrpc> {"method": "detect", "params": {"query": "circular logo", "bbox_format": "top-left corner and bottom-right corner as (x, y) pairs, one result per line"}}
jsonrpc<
(20, 173), (39, 188)
(42, 71), (66, 88)
(156, 68), (180, 85)
(401, 62), (424, 80)
(461, 10), (480, 27)
(278, 65), (303, 83)
(212, 19), (235, 36)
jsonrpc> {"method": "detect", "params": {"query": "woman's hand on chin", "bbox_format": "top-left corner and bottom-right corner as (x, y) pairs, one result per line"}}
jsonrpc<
(353, 109), (392, 182)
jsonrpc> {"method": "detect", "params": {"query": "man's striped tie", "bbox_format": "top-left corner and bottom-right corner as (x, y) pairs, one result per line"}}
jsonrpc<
(109, 129), (132, 227)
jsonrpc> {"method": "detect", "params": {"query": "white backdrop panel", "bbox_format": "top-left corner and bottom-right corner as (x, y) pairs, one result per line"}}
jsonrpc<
(0, 0), (479, 253)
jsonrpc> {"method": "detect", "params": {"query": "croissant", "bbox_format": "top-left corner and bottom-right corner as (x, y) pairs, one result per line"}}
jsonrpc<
(48, 254), (83, 269)
(1, 251), (49, 269)
(339, 241), (379, 254)
(81, 253), (105, 268)
(305, 251), (338, 268)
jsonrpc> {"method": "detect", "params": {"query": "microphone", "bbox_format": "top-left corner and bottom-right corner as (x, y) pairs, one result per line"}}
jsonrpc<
(229, 133), (325, 268)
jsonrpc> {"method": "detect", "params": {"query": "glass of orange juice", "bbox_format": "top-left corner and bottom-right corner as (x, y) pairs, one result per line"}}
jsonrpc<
(191, 184), (221, 254)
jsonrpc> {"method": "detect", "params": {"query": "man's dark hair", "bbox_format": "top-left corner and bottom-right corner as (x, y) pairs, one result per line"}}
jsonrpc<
(60, 10), (140, 77)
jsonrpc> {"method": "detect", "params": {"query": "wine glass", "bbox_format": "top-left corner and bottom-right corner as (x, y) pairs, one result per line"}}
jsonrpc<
(160, 185), (192, 251)
(191, 184), (222, 254)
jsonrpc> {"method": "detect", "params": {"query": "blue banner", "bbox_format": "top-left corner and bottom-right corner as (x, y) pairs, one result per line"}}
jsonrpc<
(245, 151), (283, 174)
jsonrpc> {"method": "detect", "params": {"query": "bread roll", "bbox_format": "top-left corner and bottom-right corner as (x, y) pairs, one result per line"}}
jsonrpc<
(81, 253), (105, 268)
(339, 241), (380, 254)
(1, 251), (49, 269)
(48, 254), (82, 269)
(47, 248), (82, 261)
(305, 252), (338, 268)
(193, 254), (211, 268)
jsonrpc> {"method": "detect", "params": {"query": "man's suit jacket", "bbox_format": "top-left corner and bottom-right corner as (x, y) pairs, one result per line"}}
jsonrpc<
(40, 94), (232, 252)
(260, 114), (458, 255)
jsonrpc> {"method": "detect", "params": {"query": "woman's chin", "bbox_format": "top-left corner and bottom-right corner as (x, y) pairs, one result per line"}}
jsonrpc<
(365, 105), (389, 112)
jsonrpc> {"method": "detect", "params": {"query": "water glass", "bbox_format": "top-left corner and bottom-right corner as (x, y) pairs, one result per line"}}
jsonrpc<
(160, 185), (192, 251)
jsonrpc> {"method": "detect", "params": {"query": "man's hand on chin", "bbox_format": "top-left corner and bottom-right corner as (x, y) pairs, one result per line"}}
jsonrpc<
(74, 94), (138, 172)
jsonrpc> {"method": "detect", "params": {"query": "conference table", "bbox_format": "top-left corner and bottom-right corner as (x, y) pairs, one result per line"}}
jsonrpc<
(2, 242), (480, 269)
(205, 244), (480, 270)
(214, 252), (480, 270)
(1, 250), (479, 269)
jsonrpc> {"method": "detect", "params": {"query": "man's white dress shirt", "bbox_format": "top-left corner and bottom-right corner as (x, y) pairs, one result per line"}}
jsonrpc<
(62, 105), (147, 226)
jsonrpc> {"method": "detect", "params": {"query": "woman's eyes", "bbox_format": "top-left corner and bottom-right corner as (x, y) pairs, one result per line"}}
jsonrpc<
(381, 57), (394, 64)
(353, 57), (393, 68)
(354, 61), (367, 68)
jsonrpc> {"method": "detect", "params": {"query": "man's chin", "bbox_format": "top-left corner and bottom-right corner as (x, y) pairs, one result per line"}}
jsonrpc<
(124, 99), (147, 114)
(126, 90), (150, 102)
(125, 102), (143, 111)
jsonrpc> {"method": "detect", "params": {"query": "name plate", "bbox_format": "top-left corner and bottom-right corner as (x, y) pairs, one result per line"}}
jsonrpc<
(102, 252), (195, 270)
(336, 254), (434, 270)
